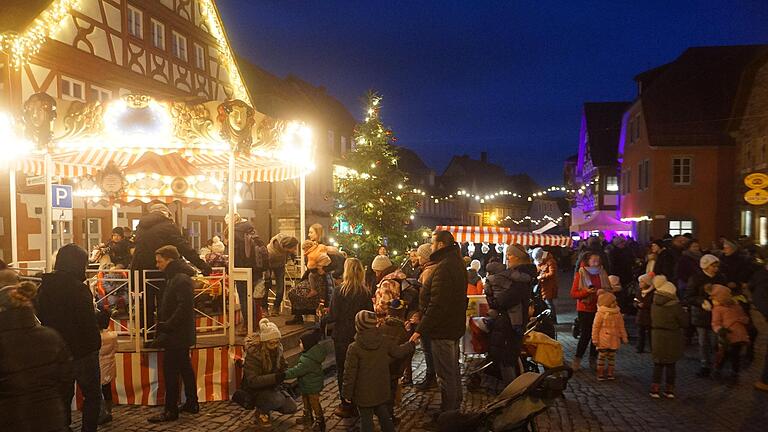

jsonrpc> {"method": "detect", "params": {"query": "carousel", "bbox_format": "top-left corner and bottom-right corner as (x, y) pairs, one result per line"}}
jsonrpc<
(2, 92), (314, 405)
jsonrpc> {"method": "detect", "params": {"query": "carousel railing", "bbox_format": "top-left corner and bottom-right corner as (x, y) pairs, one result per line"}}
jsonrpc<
(87, 268), (134, 338)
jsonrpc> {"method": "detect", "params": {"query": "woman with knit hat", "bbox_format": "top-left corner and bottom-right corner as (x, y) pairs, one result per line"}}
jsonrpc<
(242, 318), (297, 428)
(650, 276), (687, 398)
(0, 281), (72, 432)
(686, 254), (727, 377)
(570, 252), (609, 370)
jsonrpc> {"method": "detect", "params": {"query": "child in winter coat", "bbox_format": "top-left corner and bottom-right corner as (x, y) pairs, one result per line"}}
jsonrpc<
(650, 276), (687, 399)
(303, 240), (332, 298)
(97, 310), (118, 424)
(285, 329), (328, 431)
(710, 284), (750, 379)
(634, 273), (655, 353)
(343, 311), (415, 432)
(466, 260), (484, 295)
(591, 292), (628, 380)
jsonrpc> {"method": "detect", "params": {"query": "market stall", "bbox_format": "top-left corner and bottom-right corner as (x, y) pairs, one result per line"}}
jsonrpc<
(434, 225), (573, 247)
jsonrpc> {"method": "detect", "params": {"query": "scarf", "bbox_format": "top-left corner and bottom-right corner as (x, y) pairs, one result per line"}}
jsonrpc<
(578, 267), (610, 305)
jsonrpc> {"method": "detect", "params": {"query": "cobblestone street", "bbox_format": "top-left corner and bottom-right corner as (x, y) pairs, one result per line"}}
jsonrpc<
(73, 271), (768, 431)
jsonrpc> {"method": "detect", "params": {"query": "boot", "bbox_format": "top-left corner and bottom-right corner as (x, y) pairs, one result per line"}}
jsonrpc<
(649, 383), (661, 399)
(313, 414), (326, 432)
(295, 409), (313, 426)
(333, 402), (357, 418)
(415, 373), (437, 390)
(606, 366), (615, 380)
(179, 400), (200, 414)
(401, 366), (413, 386)
(571, 357), (582, 371)
(148, 410), (179, 423)
(664, 384), (675, 399)
(98, 399), (113, 425)
(286, 315), (304, 325)
(596, 365), (606, 381)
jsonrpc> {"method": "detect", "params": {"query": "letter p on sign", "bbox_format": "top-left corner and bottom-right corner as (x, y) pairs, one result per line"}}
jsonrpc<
(51, 184), (73, 209)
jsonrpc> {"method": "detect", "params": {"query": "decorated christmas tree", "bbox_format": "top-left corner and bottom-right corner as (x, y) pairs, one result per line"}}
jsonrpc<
(332, 92), (422, 264)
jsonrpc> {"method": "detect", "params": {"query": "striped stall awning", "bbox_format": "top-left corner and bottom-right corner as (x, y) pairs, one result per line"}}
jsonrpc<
(435, 225), (573, 247)
(15, 150), (309, 183)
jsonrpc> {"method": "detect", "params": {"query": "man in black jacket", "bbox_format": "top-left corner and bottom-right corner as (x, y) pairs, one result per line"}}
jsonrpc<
(36, 243), (102, 432)
(131, 203), (210, 340)
(410, 230), (467, 413)
(148, 245), (199, 423)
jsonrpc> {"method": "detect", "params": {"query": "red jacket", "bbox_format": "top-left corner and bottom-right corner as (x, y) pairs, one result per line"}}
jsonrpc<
(570, 268), (604, 313)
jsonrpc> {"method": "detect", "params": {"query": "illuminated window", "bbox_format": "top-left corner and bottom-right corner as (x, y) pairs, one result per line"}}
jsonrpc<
(52, 221), (73, 252)
(605, 176), (618, 192)
(668, 220), (693, 236)
(172, 31), (187, 61)
(742, 210), (753, 237)
(127, 6), (143, 39)
(672, 157), (692, 185)
(89, 85), (111, 103)
(151, 19), (165, 49)
(187, 220), (201, 250)
(83, 218), (102, 250)
(760, 217), (767, 245)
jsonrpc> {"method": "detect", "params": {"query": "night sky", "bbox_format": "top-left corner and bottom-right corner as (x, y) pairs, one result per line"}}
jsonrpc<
(218, 0), (768, 185)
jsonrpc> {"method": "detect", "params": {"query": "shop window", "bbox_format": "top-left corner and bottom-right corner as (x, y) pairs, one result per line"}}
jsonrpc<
(151, 19), (165, 49)
(672, 157), (692, 185)
(668, 220), (693, 236)
(127, 6), (143, 39)
(188, 220), (201, 250)
(605, 176), (618, 192)
(52, 221), (73, 252)
(741, 210), (753, 237)
(83, 218), (102, 250)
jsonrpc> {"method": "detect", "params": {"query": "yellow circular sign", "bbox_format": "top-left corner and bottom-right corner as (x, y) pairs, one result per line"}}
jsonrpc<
(744, 173), (768, 189)
(744, 189), (768, 206)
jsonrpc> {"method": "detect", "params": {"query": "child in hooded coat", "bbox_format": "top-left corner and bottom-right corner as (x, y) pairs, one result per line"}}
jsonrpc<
(285, 329), (328, 431)
(710, 284), (750, 379)
(650, 276), (687, 399)
(591, 292), (628, 380)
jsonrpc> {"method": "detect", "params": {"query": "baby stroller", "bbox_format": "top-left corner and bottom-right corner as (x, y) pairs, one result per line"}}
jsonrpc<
(440, 365), (573, 432)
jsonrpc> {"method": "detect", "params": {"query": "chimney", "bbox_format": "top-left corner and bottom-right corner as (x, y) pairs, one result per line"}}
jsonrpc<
(480, 151), (487, 163)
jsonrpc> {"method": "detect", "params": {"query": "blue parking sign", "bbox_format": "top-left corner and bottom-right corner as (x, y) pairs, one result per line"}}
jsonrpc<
(51, 184), (73, 209)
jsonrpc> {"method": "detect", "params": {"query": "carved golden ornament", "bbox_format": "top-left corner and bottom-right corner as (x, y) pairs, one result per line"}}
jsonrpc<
(170, 102), (217, 146)
(58, 101), (104, 142)
(217, 99), (255, 154)
(124, 94), (152, 109)
(22, 92), (57, 150)
(255, 117), (285, 151)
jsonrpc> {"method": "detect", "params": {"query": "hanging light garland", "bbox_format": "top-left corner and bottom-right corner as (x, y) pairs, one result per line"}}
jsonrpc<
(0, 0), (81, 68)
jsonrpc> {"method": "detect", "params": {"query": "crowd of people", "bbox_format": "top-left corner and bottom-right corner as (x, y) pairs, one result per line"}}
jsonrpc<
(569, 233), (768, 398)
(3, 211), (768, 431)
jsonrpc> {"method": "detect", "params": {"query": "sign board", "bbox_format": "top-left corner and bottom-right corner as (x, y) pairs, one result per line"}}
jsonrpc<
(53, 208), (73, 221)
(744, 189), (768, 206)
(51, 184), (73, 209)
(744, 173), (768, 189)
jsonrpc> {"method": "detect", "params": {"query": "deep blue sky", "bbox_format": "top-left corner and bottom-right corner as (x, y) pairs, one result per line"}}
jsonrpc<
(219, 0), (768, 185)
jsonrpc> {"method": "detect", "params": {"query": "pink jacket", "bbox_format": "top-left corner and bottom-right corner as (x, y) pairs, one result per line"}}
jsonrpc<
(591, 306), (628, 350)
(711, 303), (750, 344)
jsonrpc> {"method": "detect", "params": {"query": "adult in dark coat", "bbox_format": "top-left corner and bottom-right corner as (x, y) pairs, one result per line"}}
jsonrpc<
(650, 280), (688, 395)
(36, 243), (102, 432)
(484, 244), (537, 385)
(719, 239), (757, 288)
(654, 236), (686, 282)
(675, 239), (702, 297)
(323, 258), (373, 418)
(0, 282), (73, 432)
(686, 254), (727, 377)
(148, 246), (199, 423)
(749, 266), (768, 391)
(231, 216), (265, 331)
(131, 204), (210, 338)
(410, 231), (467, 412)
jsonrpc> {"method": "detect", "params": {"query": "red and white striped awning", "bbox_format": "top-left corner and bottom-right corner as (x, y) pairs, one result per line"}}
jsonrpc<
(15, 150), (309, 183)
(435, 225), (573, 247)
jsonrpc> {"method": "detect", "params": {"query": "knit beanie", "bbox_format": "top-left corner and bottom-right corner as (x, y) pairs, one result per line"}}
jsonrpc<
(355, 310), (378, 332)
(300, 329), (322, 352)
(371, 255), (393, 272)
(0, 269), (20, 289)
(710, 284), (731, 304)
(638, 272), (654, 287)
(210, 236), (225, 254)
(259, 318), (281, 341)
(507, 244), (528, 260)
(470, 259), (481, 271)
(722, 239), (738, 250)
(652, 274), (668, 290)
(417, 243), (432, 262)
(597, 291), (616, 307)
(608, 275), (621, 287)
(0, 281), (37, 312)
(463, 256), (471, 266)
(699, 254), (719, 270)
(149, 203), (172, 218)
(655, 281), (677, 298)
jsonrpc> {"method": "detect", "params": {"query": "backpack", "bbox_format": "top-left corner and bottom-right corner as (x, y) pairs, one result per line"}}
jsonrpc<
(244, 228), (269, 272)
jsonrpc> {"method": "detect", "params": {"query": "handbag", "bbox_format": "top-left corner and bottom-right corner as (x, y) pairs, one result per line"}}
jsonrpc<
(572, 316), (580, 339)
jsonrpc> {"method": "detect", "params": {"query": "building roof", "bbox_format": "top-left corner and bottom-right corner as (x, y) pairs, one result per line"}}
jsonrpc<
(0, 0), (50, 34)
(583, 102), (631, 166)
(635, 45), (768, 147)
(395, 146), (430, 174)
